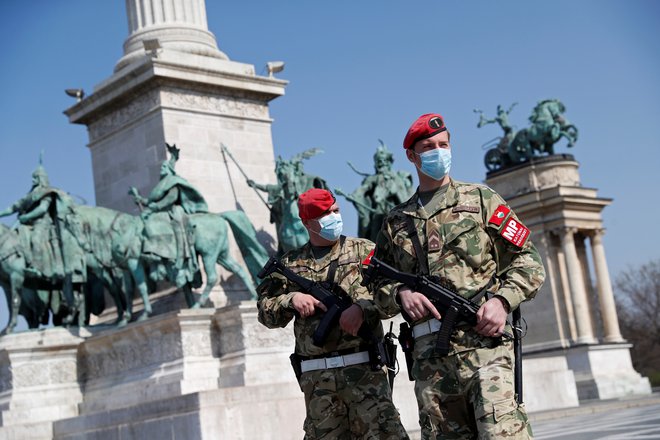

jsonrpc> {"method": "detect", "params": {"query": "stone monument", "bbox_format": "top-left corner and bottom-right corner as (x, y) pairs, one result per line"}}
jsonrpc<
(1, 2), (312, 439)
(474, 102), (651, 410)
(0, 3), (422, 439)
(63, 0), (285, 309)
(485, 154), (652, 410)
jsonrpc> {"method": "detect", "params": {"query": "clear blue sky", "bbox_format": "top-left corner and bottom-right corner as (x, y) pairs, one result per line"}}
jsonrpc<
(1, 1), (659, 330)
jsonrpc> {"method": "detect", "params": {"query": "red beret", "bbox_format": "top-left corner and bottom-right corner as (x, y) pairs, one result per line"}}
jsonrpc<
(403, 113), (447, 149)
(298, 188), (336, 220)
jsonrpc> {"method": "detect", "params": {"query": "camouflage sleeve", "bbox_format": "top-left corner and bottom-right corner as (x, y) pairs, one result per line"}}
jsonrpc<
(371, 219), (404, 318)
(481, 188), (546, 310)
(256, 272), (297, 329)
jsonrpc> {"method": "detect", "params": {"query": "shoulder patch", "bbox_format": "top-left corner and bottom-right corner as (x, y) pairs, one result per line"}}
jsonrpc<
(488, 205), (510, 226)
(452, 205), (480, 214)
(362, 249), (374, 265)
(500, 217), (530, 247)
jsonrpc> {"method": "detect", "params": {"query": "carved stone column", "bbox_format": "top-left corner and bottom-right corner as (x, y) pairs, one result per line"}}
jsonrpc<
(117, 0), (228, 71)
(559, 227), (596, 344)
(589, 229), (624, 343)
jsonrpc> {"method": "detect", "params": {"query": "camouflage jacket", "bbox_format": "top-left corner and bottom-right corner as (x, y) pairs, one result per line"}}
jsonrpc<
(374, 179), (545, 353)
(257, 236), (389, 357)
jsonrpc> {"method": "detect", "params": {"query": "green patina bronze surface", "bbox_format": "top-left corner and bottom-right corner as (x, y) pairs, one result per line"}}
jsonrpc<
(243, 147), (327, 255)
(0, 145), (270, 335)
(336, 141), (413, 243)
(475, 99), (579, 171)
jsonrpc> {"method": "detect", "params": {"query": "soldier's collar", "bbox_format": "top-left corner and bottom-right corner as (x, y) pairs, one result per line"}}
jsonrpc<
(403, 178), (459, 219)
(300, 236), (344, 263)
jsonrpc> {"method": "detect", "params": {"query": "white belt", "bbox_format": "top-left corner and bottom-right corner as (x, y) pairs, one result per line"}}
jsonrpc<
(412, 318), (442, 339)
(300, 351), (371, 373)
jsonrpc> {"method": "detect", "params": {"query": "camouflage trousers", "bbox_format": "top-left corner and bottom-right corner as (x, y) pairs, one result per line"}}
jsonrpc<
(299, 363), (409, 440)
(412, 338), (532, 439)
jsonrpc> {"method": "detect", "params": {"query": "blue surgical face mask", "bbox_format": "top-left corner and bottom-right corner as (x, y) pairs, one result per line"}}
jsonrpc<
(316, 212), (343, 241)
(415, 148), (451, 180)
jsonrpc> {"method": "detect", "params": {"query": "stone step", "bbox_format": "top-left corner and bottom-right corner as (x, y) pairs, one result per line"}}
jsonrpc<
(0, 420), (53, 440)
(1, 403), (78, 426)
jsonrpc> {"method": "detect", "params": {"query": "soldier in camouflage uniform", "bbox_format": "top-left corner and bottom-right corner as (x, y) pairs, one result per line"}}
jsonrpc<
(373, 114), (545, 439)
(257, 188), (408, 440)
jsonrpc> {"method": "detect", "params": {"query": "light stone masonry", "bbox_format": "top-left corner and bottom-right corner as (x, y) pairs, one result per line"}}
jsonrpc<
(486, 154), (651, 404)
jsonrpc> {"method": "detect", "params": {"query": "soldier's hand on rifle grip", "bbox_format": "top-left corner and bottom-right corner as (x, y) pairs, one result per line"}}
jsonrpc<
(398, 286), (441, 321)
(339, 304), (364, 337)
(475, 297), (508, 337)
(291, 292), (327, 318)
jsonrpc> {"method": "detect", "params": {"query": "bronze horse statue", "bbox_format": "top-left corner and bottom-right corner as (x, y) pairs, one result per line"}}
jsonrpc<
(0, 205), (268, 334)
(508, 99), (578, 162)
(482, 99), (579, 171)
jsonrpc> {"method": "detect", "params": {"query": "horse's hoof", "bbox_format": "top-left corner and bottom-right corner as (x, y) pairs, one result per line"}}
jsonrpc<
(191, 302), (201, 309)
(116, 319), (128, 327)
(137, 313), (150, 322)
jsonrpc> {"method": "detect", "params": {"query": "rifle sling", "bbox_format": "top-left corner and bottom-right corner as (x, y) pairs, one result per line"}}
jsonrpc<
(403, 215), (496, 357)
(323, 235), (346, 288)
(405, 216), (429, 275)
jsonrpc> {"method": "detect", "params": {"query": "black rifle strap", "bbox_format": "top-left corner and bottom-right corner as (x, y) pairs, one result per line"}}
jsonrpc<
(471, 278), (495, 304)
(325, 235), (347, 286)
(404, 216), (429, 275)
(436, 305), (459, 357)
(404, 216), (451, 357)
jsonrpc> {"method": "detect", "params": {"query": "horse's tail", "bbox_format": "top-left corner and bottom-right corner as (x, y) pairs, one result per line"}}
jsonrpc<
(219, 211), (269, 284)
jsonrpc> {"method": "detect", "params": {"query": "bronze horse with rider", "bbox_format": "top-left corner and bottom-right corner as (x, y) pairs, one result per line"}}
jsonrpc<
(478, 99), (579, 172)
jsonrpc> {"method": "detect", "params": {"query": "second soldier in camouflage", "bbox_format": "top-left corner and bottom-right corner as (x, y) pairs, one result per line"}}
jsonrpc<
(258, 188), (408, 439)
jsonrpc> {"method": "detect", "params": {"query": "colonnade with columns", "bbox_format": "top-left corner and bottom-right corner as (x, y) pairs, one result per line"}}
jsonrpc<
(546, 227), (623, 345)
(484, 155), (627, 351)
(486, 155), (651, 404)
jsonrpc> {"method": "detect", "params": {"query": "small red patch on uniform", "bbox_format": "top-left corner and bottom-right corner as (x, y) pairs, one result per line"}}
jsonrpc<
(489, 205), (510, 226)
(362, 249), (375, 265)
(500, 217), (530, 247)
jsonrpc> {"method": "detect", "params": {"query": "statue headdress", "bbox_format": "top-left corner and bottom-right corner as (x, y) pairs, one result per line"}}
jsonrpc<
(163, 143), (180, 175)
(32, 150), (50, 187)
(373, 139), (393, 163)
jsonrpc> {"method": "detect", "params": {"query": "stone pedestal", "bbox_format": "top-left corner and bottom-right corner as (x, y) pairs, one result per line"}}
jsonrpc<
(52, 383), (306, 440)
(523, 352), (579, 412)
(485, 154), (651, 406)
(79, 309), (220, 413)
(0, 308), (426, 439)
(215, 301), (293, 388)
(0, 328), (86, 439)
(0, 306), (304, 439)
(565, 343), (651, 400)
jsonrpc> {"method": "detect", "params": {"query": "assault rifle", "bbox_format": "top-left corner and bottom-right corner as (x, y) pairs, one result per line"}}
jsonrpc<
(363, 256), (524, 402)
(362, 256), (513, 353)
(258, 257), (390, 372)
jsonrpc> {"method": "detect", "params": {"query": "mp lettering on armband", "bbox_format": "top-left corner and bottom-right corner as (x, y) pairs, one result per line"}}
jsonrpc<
(489, 204), (510, 226)
(500, 217), (530, 247)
